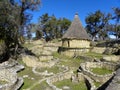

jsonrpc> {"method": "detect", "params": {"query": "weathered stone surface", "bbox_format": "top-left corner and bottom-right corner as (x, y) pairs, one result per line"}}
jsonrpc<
(22, 54), (39, 67)
(102, 55), (120, 63)
(103, 47), (118, 55)
(0, 66), (24, 90)
(62, 86), (70, 90)
(46, 70), (73, 90)
(105, 68), (120, 90)
(91, 47), (106, 54)
(80, 62), (117, 83)
(32, 67), (54, 76)
(22, 54), (58, 68)
(0, 59), (24, 90)
(39, 55), (53, 61)
(29, 45), (43, 56)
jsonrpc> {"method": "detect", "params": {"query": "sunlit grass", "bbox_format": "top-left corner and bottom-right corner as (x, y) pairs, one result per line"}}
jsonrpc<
(35, 66), (61, 74)
(53, 52), (85, 70)
(32, 81), (53, 90)
(54, 79), (87, 90)
(91, 67), (113, 75)
(94, 81), (102, 87)
(84, 52), (103, 59)
(18, 65), (42, 90)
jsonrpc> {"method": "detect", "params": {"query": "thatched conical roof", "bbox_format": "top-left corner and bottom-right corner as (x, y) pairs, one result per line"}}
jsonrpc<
(62, 13), (91, 40)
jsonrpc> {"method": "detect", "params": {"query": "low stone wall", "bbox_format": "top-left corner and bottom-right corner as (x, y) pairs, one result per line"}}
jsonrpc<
(80, 62), (117, 83)
(46, 70), (73, 90)
(39, 55), (53, 61)
(22, 54), (58, 68)
(0, 69), (23, 90)
(32, 67), (54, 76)
(0, 59), (24, 90)
(29, 45), (43, 56)
(78, 73), (96, 90)
(91, 47), (119, 55)
(102, 55), (120, 63)
(46, 66), (73, 90)
(59, 47), (90, 57)
(105, 68), (120, 90)
(43, 46), (58, 52)
(91, 47), (106, 54)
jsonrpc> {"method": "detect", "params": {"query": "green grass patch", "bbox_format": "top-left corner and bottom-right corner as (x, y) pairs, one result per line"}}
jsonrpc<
(54, 79), (87, 90)
(94, 81), (102, 87)
(18, 66), (42, 90)
(32, 81), (53, 90)
(84, 52), (103, 59)
(53, 52), (85, 71)
(35, 66), (61, 74)
(91, 67), (113, 75)
(20, 78), (35, 89)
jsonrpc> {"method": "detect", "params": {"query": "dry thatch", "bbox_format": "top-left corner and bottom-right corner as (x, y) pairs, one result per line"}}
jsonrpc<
(62, 13), (91, 40)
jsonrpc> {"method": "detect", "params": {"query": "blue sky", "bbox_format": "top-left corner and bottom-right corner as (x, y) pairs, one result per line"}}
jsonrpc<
(31, 0), (120, 27)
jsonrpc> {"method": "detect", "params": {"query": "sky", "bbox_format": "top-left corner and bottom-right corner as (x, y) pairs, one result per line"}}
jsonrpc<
(31, 0), (120, 27)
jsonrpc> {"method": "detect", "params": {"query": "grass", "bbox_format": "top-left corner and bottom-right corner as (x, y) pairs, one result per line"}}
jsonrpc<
(84, 52), (103, 59)
(32, 81), (53, 90)
(18, 65), (42, 90)
(91, 67), (113, 75)
(54, 79), (87, 90)
(53, 52), (85, 69)
(94, 81), (102, 87)
(35, 66), (61, 74)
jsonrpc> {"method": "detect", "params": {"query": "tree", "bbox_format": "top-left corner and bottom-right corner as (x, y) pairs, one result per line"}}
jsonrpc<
(39, 13), (50, 39)
(0, 0), (41, 60)
(85, 10), (111, 41)
(57, 18), (71, 37)
(18, 0), (41, 43)
(0, 0), (21, 60)
(38, 13), (71, 41)
(112, 7), (120, 39)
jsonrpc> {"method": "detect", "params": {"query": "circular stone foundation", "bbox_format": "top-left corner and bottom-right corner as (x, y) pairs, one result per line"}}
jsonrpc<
(80, 62), (117, 83)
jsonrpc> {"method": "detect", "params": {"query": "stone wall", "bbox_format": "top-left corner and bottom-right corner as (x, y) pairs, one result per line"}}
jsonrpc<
(91, 47), (119, 55)
(59, 47), (90, 57)
(0, 69), (23, 90)
(78, 73), (96, 90)
(39, 55), (53, 61)
(22, 54), (58, 68)
(105, 68), (120, 90)
(45, 66), (72, 90)
(91, 47), (106, 54)
(80, 62), (117, 83)
(62, 39), (90, 48)
(102, 55), (120, 63)
(46, 70), (73, 90)
(0, 59), (24, 90)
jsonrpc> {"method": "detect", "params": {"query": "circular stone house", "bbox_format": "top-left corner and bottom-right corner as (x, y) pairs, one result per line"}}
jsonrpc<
(60, 13), (91, 56)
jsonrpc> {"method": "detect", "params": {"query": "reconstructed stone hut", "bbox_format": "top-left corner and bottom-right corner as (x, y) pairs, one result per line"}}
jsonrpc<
(60, 13), (91, 56)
